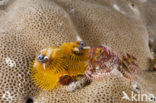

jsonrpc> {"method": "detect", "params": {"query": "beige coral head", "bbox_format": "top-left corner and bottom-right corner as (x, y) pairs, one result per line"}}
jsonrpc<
(0, 0), (156, 102)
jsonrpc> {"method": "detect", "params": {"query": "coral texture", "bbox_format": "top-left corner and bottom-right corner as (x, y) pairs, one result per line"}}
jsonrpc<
(0, 0), (156, 103)
(34, 75), (143, 103)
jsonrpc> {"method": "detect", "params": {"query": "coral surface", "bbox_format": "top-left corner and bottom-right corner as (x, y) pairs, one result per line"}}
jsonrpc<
(0, 0), (156, 103)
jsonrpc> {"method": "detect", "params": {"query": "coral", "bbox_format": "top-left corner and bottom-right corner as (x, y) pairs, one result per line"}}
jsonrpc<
(0, 0), (155, 103)
(34, 75), (144, 103)
(139, 0), (156, 53)
(0, 0), (78, 102)
(54, 0), (151, 71)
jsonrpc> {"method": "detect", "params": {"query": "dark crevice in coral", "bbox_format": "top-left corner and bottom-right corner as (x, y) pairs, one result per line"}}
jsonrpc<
(26, 97), (33, 103)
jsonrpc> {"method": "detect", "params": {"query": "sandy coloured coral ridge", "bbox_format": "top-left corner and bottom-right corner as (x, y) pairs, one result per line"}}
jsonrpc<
(0, 0), (156, 103)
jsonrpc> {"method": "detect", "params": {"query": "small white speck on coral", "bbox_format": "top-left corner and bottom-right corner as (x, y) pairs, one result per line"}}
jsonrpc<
(113, 4), (120, 11)
(26, 7), (37, 13)
(5, 56), (16, 68)
(69, 8), (75, 13)
(128, 3), (140, 16)
(2, 91), (14, 100)
(113, 4), (126, 15)
(65, 82), (77, 92)
(18, 83), (22, 87)
(76, 35), (82, 41)
(139, 0), (147, 3)
(130, 81), (141, 93)
(16, 26), (23, 31)
(0, 29), (6, 34)
(58, 22), (63, 26)
(41, 97), (47, 103)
